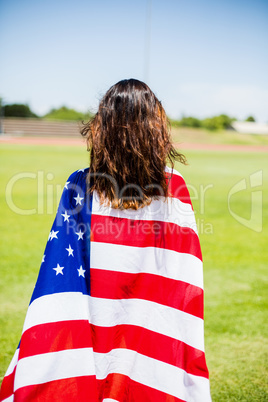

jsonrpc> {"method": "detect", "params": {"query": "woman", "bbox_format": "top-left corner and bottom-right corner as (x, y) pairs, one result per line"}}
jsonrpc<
(0, 79), (211, 401)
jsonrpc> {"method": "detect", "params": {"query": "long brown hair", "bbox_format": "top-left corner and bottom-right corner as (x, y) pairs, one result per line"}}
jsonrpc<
(81, 78), (186, 209)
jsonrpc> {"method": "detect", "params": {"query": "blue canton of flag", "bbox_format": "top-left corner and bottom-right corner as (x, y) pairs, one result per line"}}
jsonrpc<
(31, 168), (92, 302)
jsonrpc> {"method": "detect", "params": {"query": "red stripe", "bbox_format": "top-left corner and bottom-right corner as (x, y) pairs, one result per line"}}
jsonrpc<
(90, 269), (204, 318)
(0, 368), (16, 401)
(91, 215), (202, 261)
(14, 375), (98, 402)
(165, 172), (193, 208)
(18, 320), (92, 359)
(18, 321), (209, 378)
(91, 324), (209, 379)
(98, 372), (186, 402)
(14, 373), (186, 402)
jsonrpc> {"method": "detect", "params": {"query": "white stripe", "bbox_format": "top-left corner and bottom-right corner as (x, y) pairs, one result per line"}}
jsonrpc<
(13, 348), (210, 401)
(90, 297), (204, 351)
(91, 242), (204, 289)
(24, 293), (89, 333)
(103, 400), (119, 402)
(165, 166), (183, 177)
(94, 348), (211, 402)
(92, 192), (197, 232)
(14, 348), (95, 391)
(24, 293), (204, 351)
(5, 349), (19, 376)
(1, 396), (14, 402)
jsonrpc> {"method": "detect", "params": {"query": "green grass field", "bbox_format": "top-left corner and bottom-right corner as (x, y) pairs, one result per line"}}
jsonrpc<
(171, 126), (268, 146)
(0, 143), (267, 401)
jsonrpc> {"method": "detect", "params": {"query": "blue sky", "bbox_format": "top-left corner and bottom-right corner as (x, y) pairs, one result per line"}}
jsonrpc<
(0, 0), (267, 121)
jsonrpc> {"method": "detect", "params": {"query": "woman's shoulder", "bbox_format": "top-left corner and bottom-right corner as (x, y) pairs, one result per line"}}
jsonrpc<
(66, 167), (89, 184)
(165, 165), (184, 179)
(66, 166), (187, 189)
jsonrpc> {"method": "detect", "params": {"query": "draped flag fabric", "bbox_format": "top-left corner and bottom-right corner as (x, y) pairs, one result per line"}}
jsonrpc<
(0, 167), (211, 402)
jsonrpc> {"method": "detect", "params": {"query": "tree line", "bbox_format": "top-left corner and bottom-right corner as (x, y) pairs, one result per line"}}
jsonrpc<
(1, 102), (256, 131)
(1, 104), (93, 121)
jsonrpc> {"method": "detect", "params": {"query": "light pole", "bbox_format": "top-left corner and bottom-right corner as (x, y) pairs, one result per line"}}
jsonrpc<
(144, 0), (152, 84)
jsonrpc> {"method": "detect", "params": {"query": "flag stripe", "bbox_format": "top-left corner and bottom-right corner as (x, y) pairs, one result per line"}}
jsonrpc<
(94, 349), (210, 401)
(98, 373), (186, 402)
(5, 350), (19, 377)
(0, 397), (13, 402)
(22, 293), (205, 351)
(164, 166), (193, 207)
(103, 399), (119, 402)
(19, 320), (91, 359)
(91, 242), (204, 288)
(92, 193), (196, 232)
(14, 348), (95, 391)
(90, 268), (204, 318)
(165, 171), (193, 207)
(14, 348), (210, 401)
(165, 166), (182, 176)
(90, 298), (204, 350)
(18, 321), (208, 378)
(91, 215), (202, 261)
(0, 371), (15, 401)
(13, 374), (185, 402)
(0, 350), (19, 401)
(14, 376), (98, 402)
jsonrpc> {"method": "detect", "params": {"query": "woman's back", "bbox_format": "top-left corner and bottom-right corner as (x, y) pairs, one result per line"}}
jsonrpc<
(88, 166), (210, 400)
(0, 79), (211, 402)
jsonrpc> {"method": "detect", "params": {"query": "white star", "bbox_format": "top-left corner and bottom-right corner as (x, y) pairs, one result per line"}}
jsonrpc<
(78, 168), (86, 172)
(49, 230), (59, 241)
(61, 210), (70, 222)
(66, 244), (74, 256)
(42, 254), (45, 263)
(77, 265), (86, 277)
(75, 229), (84, 240)
(53, 263), (64, 275)
(64, 181), (70, 190)
(74, 193), (84, 205)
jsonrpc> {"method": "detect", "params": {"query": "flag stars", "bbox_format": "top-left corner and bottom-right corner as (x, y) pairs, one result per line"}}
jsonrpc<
(42, 254), (45, 263)
(74, 193), (84, 205)
(49, 230), (59, 241)
(75, 229), (84, 240)
(78, 168), (86, 172)
(64, 181), (70, 190)
(61, 210), (70, 222)
(53, 263), (64, 275)
(77, 265), (86, 277)
(66, 244), (74, 257)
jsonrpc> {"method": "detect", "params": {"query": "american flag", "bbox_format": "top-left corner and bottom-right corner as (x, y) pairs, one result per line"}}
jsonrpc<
(0, 167), (211, 401)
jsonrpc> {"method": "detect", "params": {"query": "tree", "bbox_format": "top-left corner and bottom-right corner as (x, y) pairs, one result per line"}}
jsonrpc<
(4, 104), (38, 118)
(201, 114), (234, 131)
(169, 116), (201, 128)
(245, 116), (255, 122)
(43, 106), (93, 121)
(180, 116), (201, 128)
